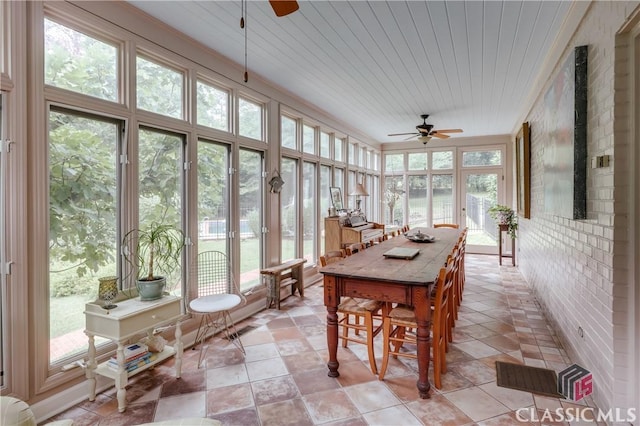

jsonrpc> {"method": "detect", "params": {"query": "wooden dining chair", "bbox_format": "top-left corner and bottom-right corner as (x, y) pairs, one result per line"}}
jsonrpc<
(345, 242), (366, 256)
(319, 250), (386, 374)
(378, 258), (454, 389)
(445, 247), (461, 346)
(434, 223), (460, 229)
(456, 228), (468, 305)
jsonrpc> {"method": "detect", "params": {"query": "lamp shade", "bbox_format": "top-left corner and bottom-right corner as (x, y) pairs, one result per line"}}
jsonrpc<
(350, 183), (369, 197)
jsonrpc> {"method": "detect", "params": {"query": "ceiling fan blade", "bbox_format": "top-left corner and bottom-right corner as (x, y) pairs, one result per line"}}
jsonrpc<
(269, 0), (299, 17)
(431, 132), (450, 139)
(388, 132), (418, 136)
(433, 128), (463, 133)
(404, 134), (419, 141)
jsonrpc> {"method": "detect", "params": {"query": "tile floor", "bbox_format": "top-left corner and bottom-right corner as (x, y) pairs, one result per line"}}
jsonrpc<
(47, 254), (600, 425)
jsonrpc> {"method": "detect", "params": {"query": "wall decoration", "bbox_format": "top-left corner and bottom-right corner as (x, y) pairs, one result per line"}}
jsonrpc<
(269, 170), (284, 193)
(542, 45), (588, 219)
(329, 187), (344, 211)
(516, 122), (531, 218)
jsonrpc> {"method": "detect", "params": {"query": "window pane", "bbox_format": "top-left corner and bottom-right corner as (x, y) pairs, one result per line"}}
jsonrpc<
(462, 150), (502, 167)
(302, 124), (314, 154)
(281, 116), (296, 149)
(348, 143), (356, 165)
(432, 174), (454, 224)
(384, 176), (404, 226)
(137, 56), (183, 119)
(302, 162), (316, 264)
(370, 175), (380, 222)
(0, 94), (4, 384)
(138, 128), (184, 296)
(465, 173), (499, 246)
(281, 158), (298, 261)
(408, 176), (428, 227)
(408, 153), (427, 171)
(334, 138), (343, 162)
(334, 168), (344, 190)
(433, 151), (453, 169)
(360, 147), (366, 167)
(319, 165), (331, 253)
(347, 171), (356, 210)
(385, 153), (403, 172)
(239, 149), (263, 290)
(45, 19), (118, 102)
(48, 109), (119, 362)
(320, 132), (330, 158)
(238, 98), (262, 140)
(197, 141), (228, 257)
(196, 81), (229, 131)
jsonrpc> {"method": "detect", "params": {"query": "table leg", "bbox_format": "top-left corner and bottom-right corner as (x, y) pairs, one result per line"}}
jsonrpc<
(414, 286), (432, 399)
(85, 332), (97, 401)
(174, 320), (183, 378)
(115, 342), (128, 412)
(324, 276), (339, 377)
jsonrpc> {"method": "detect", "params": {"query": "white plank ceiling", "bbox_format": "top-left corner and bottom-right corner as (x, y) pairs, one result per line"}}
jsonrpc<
(127, 0), (574, 143)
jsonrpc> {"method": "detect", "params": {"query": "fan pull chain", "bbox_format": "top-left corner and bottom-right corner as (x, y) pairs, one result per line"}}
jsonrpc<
(240, 0), (248, 82)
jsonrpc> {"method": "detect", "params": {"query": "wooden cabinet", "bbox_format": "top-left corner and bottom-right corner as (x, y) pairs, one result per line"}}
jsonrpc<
(84, 293), (183, 412)
(324, 217), (384, 252)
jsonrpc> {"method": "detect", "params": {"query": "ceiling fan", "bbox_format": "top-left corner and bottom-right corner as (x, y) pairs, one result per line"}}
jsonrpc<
(269, 0), (299, 17)
(388, 114), (463, 144)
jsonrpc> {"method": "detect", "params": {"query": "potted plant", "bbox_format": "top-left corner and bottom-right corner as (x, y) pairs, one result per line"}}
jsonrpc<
(123, 222), (185, 301)
(488, 204), (517, 239)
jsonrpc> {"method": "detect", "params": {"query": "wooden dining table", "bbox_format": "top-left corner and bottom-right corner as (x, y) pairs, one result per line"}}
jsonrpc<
(319, 226), (461, 399)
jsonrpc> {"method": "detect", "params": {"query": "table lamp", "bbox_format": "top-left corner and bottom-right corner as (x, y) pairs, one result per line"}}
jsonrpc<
(350, 183), (369, 212)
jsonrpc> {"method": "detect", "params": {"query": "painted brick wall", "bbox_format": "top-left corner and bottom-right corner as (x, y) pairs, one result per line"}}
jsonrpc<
(518, 1), (638, 413)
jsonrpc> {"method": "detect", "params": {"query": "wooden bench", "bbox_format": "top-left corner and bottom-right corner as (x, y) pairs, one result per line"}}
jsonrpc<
(260, 258), (307, 309)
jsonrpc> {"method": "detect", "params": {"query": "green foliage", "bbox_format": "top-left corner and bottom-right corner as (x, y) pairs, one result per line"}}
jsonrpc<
(123, 223), (185, 280)
(282, 203), (296, 237)
(49, 112), (118, 279)
(246, 209), (261, 238)
(488, 205), (518, 239)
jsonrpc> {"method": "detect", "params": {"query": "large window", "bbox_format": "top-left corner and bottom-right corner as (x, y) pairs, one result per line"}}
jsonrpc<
(196, 80), (229, 131)
(334, 138), (343, 162)
(319, 165), (331, 253)
(137, 128), (185, 296)
(197, 140), (229, 259)
(238, 149), (264, 289)
(407, 176), (428, 227)
(302, 162), (316, 264)
(432, 174), (454, 224)
(44, 18), (118, 102)
(0, 93), (6, 386)
(238, 97), (263, 140)
(384, 175), (405, 226)
(281, 116), (296, 149)
(48, 108), (121, 363)
(281, 157), (298, 261)
(320, 132), (330, 158)
(137, 55), (183, 119)
(302, 124), (314, 154)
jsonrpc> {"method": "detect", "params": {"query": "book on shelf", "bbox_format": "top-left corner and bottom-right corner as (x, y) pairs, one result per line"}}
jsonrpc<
(108, 350), (150, 367)
(107, 352), (157, 372)
(122, 342), (148, 359)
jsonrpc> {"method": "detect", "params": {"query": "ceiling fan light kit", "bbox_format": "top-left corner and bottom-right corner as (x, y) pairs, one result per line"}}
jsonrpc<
(388, 114), (463, 143)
